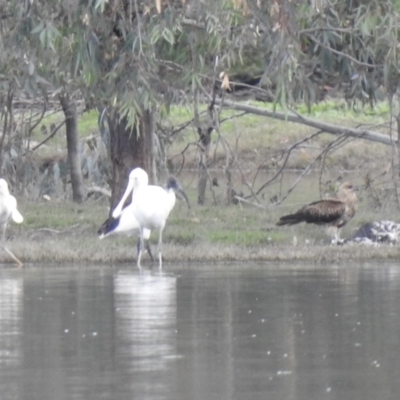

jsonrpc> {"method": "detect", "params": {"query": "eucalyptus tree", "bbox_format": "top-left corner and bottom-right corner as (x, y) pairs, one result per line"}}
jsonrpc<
(4, 0), (260, 206)
(3, 0), (400, 206)
(0, 0), (85, 201)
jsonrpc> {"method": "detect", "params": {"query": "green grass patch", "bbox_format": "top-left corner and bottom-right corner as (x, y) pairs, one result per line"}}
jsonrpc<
(166, 100), (392, 172)
(21, 200), (100, 231)
(2, 189), (398, 266)
(31, 110), (99, 145)
(209, 229), (271, 246)
(78, 110), (99, 136)
(23, 99), (395, 177)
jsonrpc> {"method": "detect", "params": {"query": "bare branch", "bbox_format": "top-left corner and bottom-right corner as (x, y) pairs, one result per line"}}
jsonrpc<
(87, 186), (111, 197)
(215, 98), (394, 146)
(255, 129), (325, 196)
(234, 195), (266, 209)
(24, 120), (65, 155)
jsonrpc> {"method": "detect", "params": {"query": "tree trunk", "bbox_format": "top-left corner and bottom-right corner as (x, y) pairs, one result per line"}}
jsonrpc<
(108, 109), (155, 211)
(394, 110), (400, 207)
(197, 126), (213, 205)
(225, 153), (235, 205)
(59, 94), (84, 203)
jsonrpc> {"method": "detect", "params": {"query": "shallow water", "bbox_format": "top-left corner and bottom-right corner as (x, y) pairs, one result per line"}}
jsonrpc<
(0, 262), (399, 400)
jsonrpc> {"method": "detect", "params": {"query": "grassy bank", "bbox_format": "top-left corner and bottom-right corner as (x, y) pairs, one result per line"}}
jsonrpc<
(2, 189), (399, 267)
(8, 101), (398, 266)
(167, 101), (392, 172)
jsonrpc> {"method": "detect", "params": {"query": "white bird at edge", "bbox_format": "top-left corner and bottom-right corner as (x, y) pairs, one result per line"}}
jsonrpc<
(112, 168), (190, 270)
(98, 201), (154, 262)
(0, 179), (23, 266)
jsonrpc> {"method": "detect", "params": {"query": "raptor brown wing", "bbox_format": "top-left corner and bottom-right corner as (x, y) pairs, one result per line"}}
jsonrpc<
(276, 199), (346, 226)
(298, 199), (347, 225)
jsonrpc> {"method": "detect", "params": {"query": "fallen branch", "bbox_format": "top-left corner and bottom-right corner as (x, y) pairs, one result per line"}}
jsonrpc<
(87, 186), (111, 197)
(234, 195), (266, 209)
(215, 98), (395, 146)
(34, 228), (61, 234)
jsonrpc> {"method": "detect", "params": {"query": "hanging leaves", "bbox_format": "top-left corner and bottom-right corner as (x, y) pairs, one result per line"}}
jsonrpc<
(4, 0), (400, 120)
(94, 0), (109, 12)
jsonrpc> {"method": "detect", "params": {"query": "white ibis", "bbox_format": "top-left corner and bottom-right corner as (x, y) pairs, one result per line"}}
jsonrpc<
(98, 203), (154, 261)
(0, 179), (23, 266)
(113, 168), (189, 269)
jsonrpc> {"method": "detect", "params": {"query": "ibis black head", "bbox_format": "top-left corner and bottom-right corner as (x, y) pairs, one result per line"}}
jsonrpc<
(166, 177), (179, 190)
(166, 176), (190, 208)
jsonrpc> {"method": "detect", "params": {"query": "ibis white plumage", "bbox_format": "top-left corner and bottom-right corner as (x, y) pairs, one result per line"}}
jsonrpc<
(98, 203), (154, 261)
(0, 179), (23, 237)
(0, 179), (23, 266)
(113, 168), (189, 269)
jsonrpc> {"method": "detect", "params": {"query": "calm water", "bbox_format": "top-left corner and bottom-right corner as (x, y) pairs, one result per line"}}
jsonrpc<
(0, 262), (399, 400)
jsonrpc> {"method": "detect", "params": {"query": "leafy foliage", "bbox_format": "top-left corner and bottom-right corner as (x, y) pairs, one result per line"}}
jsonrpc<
(0, 0), (400, 200)
(0, 1), (398, 114)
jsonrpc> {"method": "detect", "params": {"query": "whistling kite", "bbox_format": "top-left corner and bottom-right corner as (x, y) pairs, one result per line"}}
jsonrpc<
(276, 182), (358, 243)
